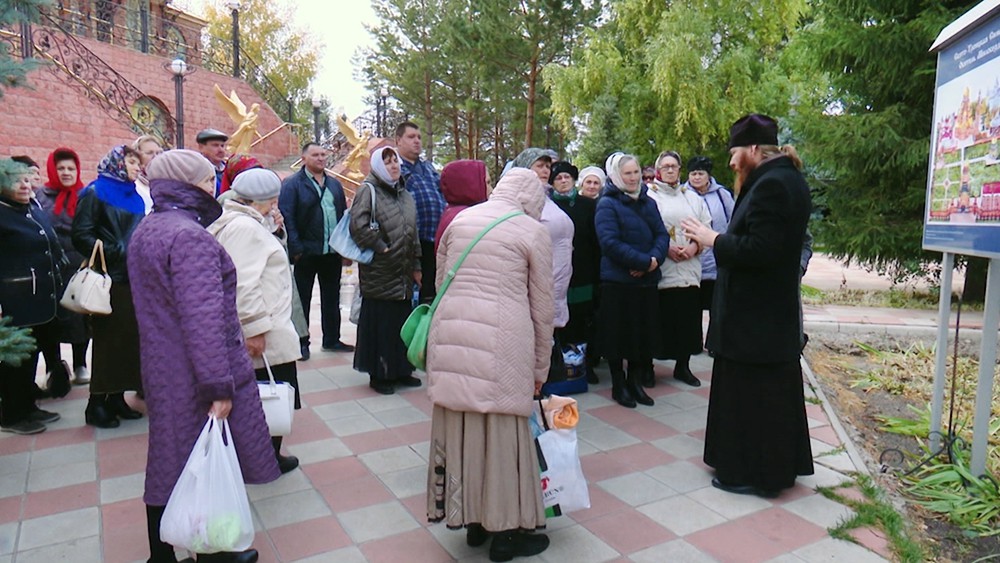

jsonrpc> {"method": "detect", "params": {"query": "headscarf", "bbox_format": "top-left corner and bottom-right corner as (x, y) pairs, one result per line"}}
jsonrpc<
(576, 166), (606, 189)
(512, 147), (558, 171)
(44, 147), (84, 217)
(607, 153), (640, 199)
(370, 146), (402, 186)
(91, 145), (144, 215)
(220, 154), (263, 195)
(97, 145), (132, 182)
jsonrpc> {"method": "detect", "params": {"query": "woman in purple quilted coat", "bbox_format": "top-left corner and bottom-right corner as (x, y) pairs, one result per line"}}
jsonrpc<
(127, 150), (279, 563)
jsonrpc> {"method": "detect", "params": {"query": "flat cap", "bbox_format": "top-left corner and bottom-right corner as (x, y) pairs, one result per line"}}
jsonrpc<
(196, 128), (229, 144)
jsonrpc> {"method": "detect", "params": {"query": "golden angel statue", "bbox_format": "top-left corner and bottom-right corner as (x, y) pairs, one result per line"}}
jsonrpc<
(213, 84), (260, 154)
(336, 111), (371, 183)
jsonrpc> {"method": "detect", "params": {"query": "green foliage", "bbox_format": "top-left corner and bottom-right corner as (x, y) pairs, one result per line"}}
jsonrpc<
(904, 442), (1000, 537)
(0, 0), (50, 99)
(0, 317), (36, 367)
(545, 0), (815, 172)
(819, 474), (929, 561)
(362, 0), (597, 171)
(202, 0), (321, 126)
(877, 404), (934, 438)
(790, 1), (978, 282)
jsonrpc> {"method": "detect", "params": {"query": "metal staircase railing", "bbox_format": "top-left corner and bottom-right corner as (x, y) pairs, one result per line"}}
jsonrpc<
(2, 12), (178, 146)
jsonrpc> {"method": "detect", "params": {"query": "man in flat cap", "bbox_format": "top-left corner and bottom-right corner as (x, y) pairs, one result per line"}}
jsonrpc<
(196, 128), (229, 195)
(681, 114), (813, 498)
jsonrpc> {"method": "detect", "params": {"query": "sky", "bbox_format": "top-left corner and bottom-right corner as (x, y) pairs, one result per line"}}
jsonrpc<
(173, 0), (378, 119)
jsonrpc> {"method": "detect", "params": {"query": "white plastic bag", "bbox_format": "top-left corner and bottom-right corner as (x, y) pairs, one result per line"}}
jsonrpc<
(160, 416), (254, 554)
(349, 285), (362, 325)
(537, 427), (591, 516)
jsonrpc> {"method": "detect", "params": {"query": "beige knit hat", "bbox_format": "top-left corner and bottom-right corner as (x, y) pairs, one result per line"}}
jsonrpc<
(145, 149), (215, 186)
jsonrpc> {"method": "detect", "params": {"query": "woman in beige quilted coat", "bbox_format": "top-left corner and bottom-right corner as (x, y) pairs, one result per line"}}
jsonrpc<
(425, 168), (554, 562)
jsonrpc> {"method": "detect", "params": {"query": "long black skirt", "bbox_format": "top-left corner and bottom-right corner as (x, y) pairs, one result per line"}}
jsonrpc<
(703, 356), (814, 491)
(598, 283), (658, 362)
(255, 361), (302, 409)
(561, 298), (595, 345)
(654, 286), (703, 360)
(353, 297), (414, 383)
(90, 283), (142, 394)
(699, 279), (716, 311)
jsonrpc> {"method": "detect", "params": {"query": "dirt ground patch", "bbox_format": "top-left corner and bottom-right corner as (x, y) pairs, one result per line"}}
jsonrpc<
(805, 331), (1000, 562)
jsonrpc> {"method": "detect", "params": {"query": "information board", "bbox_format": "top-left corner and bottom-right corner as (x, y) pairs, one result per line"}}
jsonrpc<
(923, 9), (1000, 258)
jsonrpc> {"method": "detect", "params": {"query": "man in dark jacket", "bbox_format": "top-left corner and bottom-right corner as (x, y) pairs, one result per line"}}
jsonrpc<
(681, 114), (814, 498)
(279, 142), (352, 359)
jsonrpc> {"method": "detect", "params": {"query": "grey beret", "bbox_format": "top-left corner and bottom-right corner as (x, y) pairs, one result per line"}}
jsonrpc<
(231, 168), (281, 201)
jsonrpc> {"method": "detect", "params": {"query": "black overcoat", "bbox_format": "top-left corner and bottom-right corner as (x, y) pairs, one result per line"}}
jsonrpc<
(707, 156), (811, 364)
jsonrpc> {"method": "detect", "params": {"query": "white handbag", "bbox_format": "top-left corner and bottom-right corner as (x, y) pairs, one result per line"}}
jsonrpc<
(257, 354), (295, 436)
(60, 239), (112, 315)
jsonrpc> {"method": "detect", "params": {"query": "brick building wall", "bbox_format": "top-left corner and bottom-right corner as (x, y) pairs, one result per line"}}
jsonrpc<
(2, 27), (298, 183)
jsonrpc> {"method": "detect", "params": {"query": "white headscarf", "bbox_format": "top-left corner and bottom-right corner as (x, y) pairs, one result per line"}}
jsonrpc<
(371, 146), (402, 186)
(607, 153), (641, 199)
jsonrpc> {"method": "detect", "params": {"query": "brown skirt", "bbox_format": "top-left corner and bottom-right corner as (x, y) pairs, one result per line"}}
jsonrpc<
(427, 405), (545, 532)
(89, 283), (142, 393)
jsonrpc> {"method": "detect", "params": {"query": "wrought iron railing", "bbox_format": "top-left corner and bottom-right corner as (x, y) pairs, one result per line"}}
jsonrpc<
(5, 12), (178, 145)
(46, 2), (294, 123)
(45, 1), (201, 61)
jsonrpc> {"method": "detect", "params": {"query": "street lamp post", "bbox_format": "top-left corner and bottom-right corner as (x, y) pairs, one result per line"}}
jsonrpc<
(377, 87), (388, 138)
(167, 58), (191, 148)
(312, 96), (322, 143)
(227, 1), (241, 78)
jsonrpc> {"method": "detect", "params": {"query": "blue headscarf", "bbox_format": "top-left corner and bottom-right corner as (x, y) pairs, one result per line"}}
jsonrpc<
(89, 145), (144, 215)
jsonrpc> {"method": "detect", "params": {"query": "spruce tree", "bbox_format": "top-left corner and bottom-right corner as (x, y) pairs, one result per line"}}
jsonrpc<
(0, 0), (49, 98)
(793, 1), (979, 282)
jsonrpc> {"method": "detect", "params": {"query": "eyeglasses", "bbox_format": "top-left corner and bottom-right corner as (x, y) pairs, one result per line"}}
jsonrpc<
(642, 176), (655, 181)
(658, 165), (680, 171)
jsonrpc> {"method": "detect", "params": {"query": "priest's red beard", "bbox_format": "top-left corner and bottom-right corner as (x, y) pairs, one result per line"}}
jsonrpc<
(730, 150), (755, 195)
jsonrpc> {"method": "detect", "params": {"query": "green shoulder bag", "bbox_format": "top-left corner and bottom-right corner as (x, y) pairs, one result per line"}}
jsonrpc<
(400, 211), (524, 370)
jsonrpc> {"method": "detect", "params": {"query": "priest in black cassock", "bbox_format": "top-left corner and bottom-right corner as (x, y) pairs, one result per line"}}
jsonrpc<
(681, 114), (814, 498)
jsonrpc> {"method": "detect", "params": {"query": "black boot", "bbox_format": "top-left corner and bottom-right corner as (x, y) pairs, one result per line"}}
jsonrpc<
(195, 550), (258, 563)
(85, 395), (120, 428)
(46, 360), (71, 399)
(489, 530), (550, 562)
(107, 392), (144, 420)
(640, 363), (655, 388)
(145, 504), (181, 563)
(627, 369), (654, 406)
(271, 437), (299, 474)
(467, 523), (490, 547)
(673, 357), (701, 387)
(610, 363), (636, 408)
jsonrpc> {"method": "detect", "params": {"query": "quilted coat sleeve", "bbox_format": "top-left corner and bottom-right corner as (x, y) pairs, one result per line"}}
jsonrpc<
(435, 225), (451, 290)
(350, 183), (389, 253)
(714, 179), (790, 269)
(167, 231), (236, 402)
(595, 199), (651, 271)
(219, 218), (273, 338)
(525, 225), (555, 384)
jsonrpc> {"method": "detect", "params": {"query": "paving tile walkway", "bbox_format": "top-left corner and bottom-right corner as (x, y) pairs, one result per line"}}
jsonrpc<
(0, 296), (894, 563)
